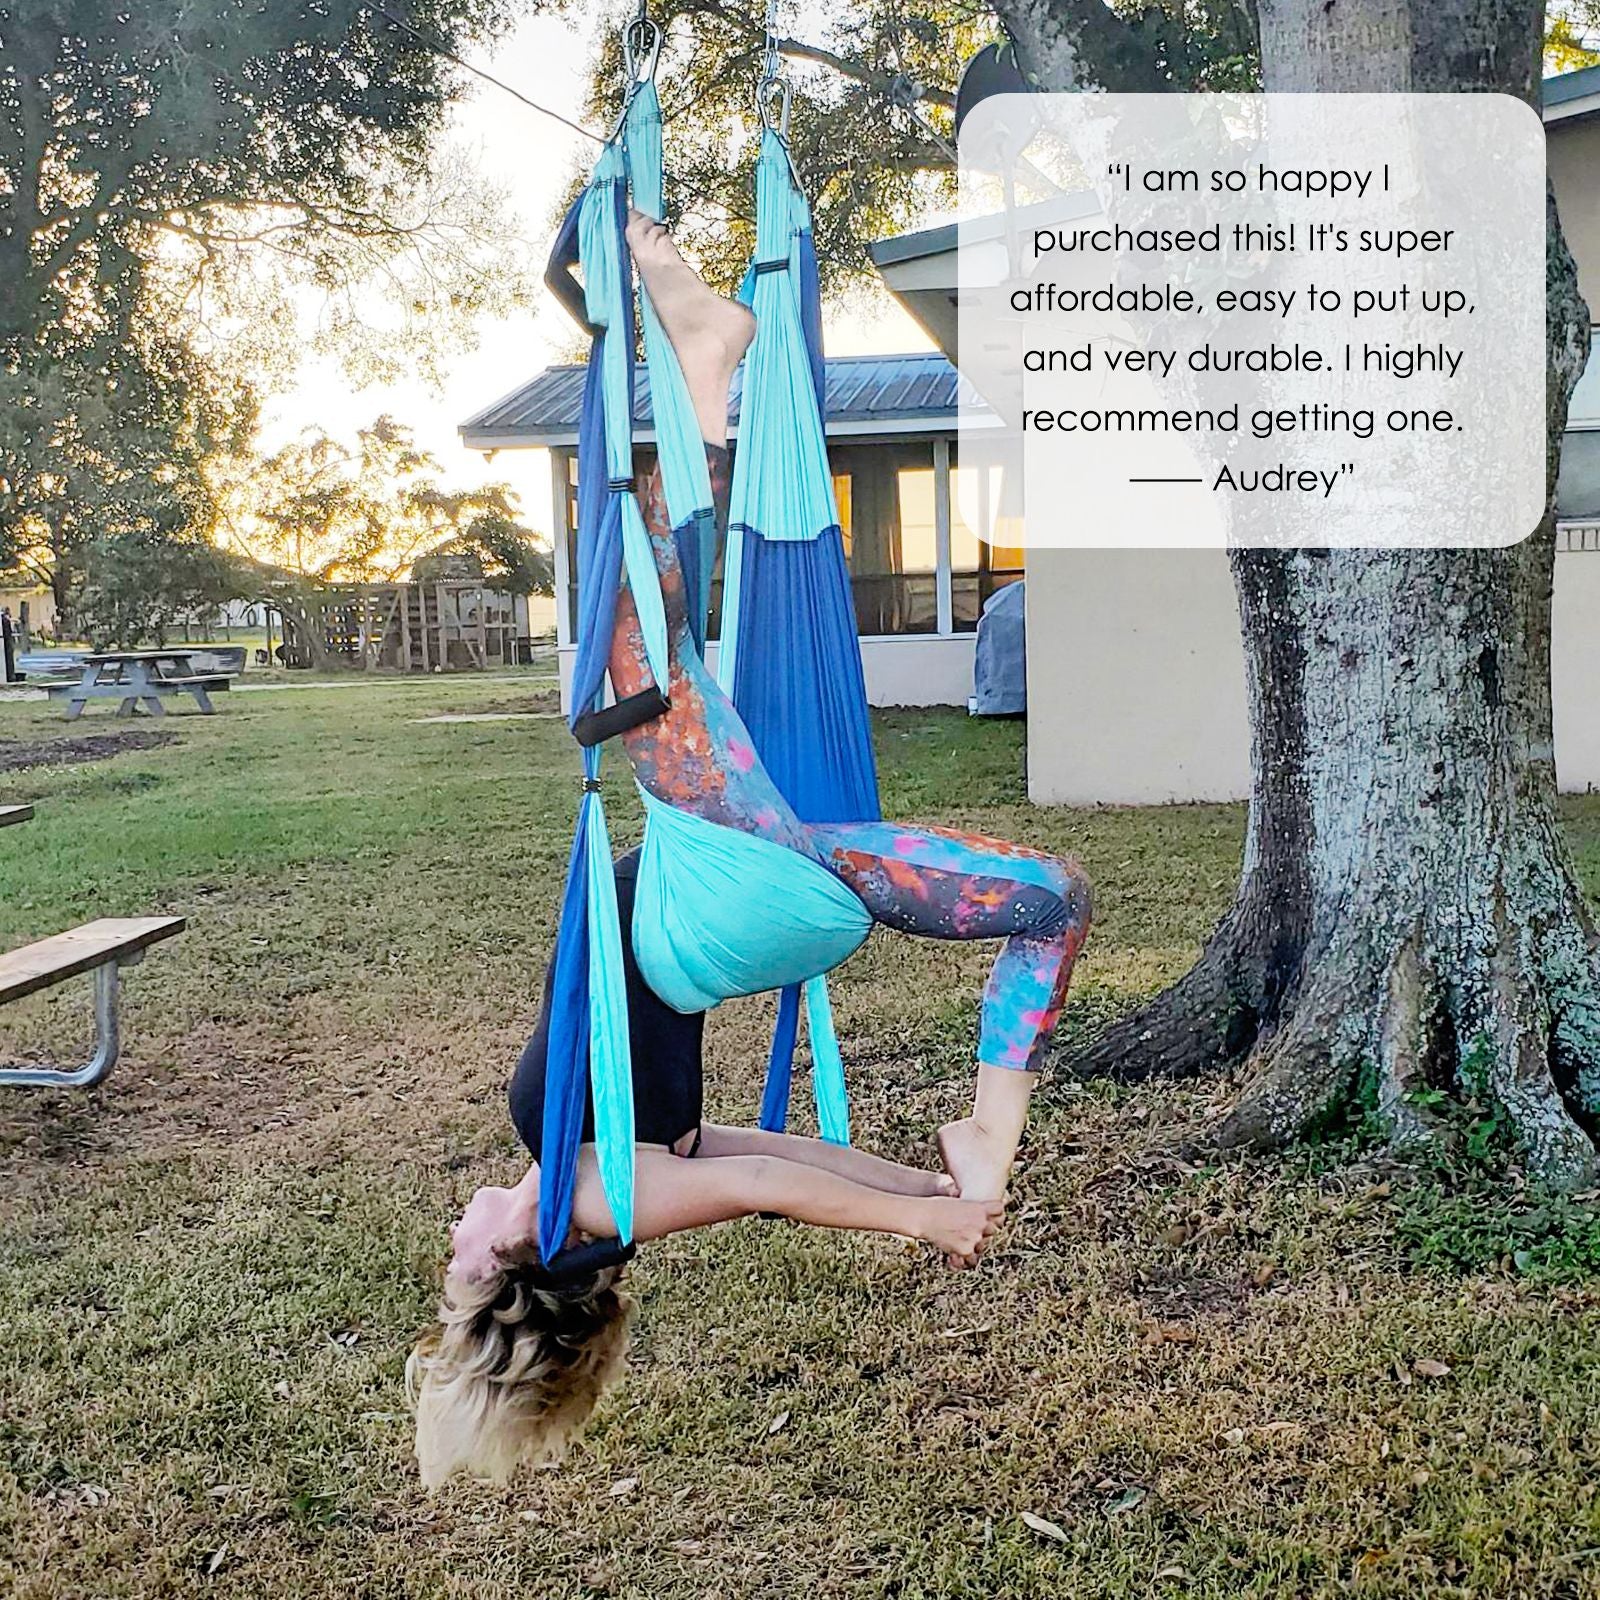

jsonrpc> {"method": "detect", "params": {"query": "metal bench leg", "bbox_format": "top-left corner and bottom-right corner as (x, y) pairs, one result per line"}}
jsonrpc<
(189, 687), (215, 714)
(0, 962), (122, 1089)
(141, 695), (166, 717)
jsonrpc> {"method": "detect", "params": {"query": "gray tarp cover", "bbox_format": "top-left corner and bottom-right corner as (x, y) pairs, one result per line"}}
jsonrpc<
(971, 580), (1025, 716)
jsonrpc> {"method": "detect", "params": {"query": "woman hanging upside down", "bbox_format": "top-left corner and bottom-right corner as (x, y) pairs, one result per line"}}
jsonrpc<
(408, 213), (1091, 1487)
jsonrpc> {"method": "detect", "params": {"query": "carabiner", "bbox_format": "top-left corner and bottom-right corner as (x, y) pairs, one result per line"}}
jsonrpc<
(623, 15), (662, 86)
(757, 74), (792, 141)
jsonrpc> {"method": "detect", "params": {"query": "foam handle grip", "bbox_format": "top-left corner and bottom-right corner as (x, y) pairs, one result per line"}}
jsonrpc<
(572, 687), (671, 748)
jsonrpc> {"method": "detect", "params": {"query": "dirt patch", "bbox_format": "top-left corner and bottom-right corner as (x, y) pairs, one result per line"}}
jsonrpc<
(0, 728), (178, 774)
(450, 690), (561, 716)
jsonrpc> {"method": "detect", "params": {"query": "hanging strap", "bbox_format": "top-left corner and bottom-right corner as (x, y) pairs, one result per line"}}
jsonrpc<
(718, 120), (858, 1142)
(579, 149), (672, 699)
(719, 128), (840, 697)
(804, 974), (850, 1144)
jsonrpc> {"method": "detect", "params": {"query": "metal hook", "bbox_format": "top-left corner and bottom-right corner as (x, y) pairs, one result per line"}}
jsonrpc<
(622, 15), (662, 85)
(608, 11), (662, 142)
(757, 74), (792, 140)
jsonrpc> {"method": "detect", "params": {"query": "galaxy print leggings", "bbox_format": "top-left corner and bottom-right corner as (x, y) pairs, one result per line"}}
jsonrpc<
(608, 445), (1091, 1071)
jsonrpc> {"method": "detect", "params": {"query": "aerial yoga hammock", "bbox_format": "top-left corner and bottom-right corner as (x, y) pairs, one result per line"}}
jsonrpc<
(408, 7), (1095, 1490)
(529, 9), (1093, 1275)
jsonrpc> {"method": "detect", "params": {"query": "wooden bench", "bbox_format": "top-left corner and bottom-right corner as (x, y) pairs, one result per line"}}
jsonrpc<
(0, 917), (185, 1089)
(0, 805), (33, 829)
(158, 675), (231, 693)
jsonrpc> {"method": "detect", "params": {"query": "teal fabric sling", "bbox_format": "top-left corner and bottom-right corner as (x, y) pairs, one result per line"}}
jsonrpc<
(631, 789), (873, 1017)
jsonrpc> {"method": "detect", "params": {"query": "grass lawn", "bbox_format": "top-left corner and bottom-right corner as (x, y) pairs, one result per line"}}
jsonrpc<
(2, 675), (1599, 1599)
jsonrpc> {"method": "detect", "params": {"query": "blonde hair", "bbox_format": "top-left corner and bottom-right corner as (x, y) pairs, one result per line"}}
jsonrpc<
(406, 1262), (633, 1489)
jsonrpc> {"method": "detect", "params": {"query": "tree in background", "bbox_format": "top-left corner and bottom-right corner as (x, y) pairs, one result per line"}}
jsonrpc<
(1548, 1), (1600, 67)
(0, 1), (532, 614)
(411, 509), (555, 596)
(0, 316), (255, 627)
(72, 529), (249, 652)
(577, 1), (1257, 292)
(215, 415), (547, 669)
(232, 416), (544, 586)
(598, 1), (1588, 292)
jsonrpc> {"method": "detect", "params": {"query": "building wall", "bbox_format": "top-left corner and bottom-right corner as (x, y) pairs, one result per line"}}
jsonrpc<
(1025, 549), (1250, 806)
(1549, 116), (1600, 313)
(1025, 540), (1600, 806)
(527, 594), (557, 637)
(0, 587), (57, 640)
(1553, 543), (1600, 794)
(557, 633), (977, 712)
(1559, 431), (1600, 519)
(1550, 115), (1600, 518)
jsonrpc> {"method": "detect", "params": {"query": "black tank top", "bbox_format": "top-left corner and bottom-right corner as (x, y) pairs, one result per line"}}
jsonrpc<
(509, 850), (705, 1160)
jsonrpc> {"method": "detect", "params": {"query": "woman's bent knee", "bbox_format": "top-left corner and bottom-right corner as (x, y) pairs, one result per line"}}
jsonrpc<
(1042, 856), (1092, 939)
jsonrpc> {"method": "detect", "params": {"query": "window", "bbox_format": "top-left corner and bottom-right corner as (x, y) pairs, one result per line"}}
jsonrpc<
(1569, 331), (1600, 429)
(827, 443), (938, 635)
(562, 450), (581, 640)
(560, 437), (987, 646)
(832, 472), (853, 553)
(950, 446), (1025, 632)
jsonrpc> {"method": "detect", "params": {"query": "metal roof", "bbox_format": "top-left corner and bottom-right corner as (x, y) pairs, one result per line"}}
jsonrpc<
(1547, 63), (1600, 119)
(460, 352), (961, 447)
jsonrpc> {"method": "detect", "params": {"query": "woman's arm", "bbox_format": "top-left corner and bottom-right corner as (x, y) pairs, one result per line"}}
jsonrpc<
(570, 1147), (1000, 1263)
(694, 1123), (953, 1198)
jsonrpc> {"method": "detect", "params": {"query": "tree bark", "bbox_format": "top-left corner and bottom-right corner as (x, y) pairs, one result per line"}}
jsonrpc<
(1039, 0), (1600, 1185)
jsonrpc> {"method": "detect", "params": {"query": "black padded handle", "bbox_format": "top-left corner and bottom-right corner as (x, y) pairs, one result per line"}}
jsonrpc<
(533, 1236), (637, 1286)
(572, 687), (670, 748)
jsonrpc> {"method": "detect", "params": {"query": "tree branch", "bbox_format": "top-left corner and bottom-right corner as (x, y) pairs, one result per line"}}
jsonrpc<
(776, 38), (956, 109)
(676, 0), (957, 108)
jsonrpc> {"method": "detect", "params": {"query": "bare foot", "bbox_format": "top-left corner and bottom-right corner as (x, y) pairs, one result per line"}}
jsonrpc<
(912, 1195), (1004, 1269)
(937, 1117), (1015, 1204)
(625, 208), (754, 438)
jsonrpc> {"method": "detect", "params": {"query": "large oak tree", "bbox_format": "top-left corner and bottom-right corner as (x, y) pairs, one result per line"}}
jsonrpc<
(994, 0), (1600, 1186)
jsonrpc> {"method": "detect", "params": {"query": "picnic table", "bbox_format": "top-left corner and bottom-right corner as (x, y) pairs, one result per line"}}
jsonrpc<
(48, 650), (232, 719)
(0, 805), (34, 828)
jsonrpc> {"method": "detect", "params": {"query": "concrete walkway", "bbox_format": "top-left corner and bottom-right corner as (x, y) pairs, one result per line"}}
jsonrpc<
(2, 671), (558, 704)
(414, 712), (561, 724)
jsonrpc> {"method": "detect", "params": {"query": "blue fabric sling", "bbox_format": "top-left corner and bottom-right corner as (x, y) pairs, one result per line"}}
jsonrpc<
(538, 39), (884, 1255)
(716, 128), (881, 1142)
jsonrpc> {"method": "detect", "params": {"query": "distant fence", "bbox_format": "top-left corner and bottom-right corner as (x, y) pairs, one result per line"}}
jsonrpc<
(1558, 520), (1600, 551)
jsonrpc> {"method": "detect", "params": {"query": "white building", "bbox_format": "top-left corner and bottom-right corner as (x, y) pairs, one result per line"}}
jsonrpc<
(460, 354), (1016, 707)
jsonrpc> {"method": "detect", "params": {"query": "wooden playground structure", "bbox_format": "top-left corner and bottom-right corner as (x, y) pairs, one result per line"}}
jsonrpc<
(277, 580), (531, 672)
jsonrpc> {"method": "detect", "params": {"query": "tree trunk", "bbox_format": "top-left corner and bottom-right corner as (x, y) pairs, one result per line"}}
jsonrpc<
(271, 592), (335, 672)
(1042, 0), (1600, 1184)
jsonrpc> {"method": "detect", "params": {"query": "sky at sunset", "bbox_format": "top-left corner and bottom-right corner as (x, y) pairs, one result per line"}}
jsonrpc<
(265, 8), (934, 545)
